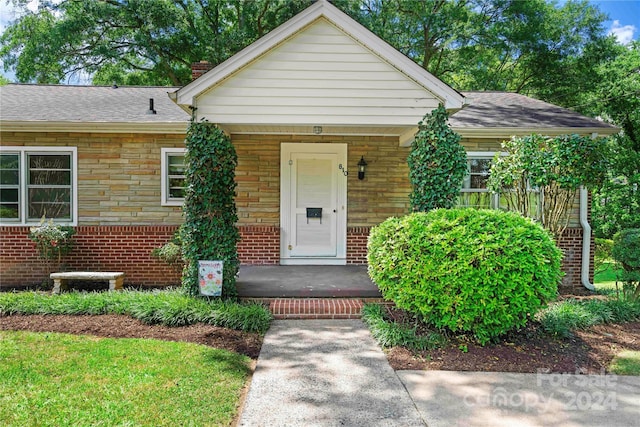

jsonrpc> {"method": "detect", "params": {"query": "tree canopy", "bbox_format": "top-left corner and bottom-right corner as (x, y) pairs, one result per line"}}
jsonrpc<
(1, 0), (310, 85)
(0, 0), (620, 101)
(589, 41), (640, 237)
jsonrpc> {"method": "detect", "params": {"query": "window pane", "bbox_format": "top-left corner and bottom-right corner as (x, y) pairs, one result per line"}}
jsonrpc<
(464, 158), (492, 190)
(0, 204), (19, 219)
(169, 177), (185, 187)
(0, 154), (19, 169)
(167, 154), (185, 200)
(29, 170), (71, 186)
(458, 192), (493, 209)
(169, 187), (185, 199)
(28, 188), (71, 219)
(0, 154), (20, 220)
(470, 174), (488, 189)
(0, 188), (19, 203)
(0, 169), (19, 185)
(0, 188), (19, 219)
(469, 159), (491, 174)
(29, 154), (71, 170)
(168, 155), (185, 172)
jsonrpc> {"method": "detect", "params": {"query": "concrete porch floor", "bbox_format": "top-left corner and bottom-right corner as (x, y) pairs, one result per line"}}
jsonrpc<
(236, 265), (384, 319)
(236, 265), (382, 299)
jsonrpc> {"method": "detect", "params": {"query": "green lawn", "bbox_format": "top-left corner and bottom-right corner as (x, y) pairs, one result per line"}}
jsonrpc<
(609, 350), (640, 375)
(594, 261), (624, 292)
(0, 330), (251, 426)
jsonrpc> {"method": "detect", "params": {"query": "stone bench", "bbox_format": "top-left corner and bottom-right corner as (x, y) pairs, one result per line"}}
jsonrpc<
(51, 272), (125, 294)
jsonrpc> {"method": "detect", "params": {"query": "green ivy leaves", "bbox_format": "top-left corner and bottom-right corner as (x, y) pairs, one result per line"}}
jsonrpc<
(181, 120), (240, 298)
(408, 105), (468, 212)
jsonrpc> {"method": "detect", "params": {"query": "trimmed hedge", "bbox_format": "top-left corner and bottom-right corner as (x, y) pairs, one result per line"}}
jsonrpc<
(367, 208), (563, 344)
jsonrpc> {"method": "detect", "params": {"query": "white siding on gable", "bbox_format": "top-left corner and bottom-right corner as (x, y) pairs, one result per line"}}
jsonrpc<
(195, 18), (440, 126)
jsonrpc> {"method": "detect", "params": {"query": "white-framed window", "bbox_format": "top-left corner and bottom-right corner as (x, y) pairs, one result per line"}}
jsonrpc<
(0, 146), (77, 225)
(161, 148), (186, 206)
(458, 152), (499, 209)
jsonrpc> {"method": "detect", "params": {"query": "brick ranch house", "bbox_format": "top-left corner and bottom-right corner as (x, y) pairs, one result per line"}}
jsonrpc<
(0, 0), (618, 289)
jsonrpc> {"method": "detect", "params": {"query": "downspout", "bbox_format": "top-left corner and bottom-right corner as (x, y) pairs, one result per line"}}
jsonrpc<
(580, 186), (595, 291)
(580, 133), (601, 291)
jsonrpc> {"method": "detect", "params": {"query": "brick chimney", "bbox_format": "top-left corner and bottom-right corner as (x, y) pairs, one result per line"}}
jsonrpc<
(191, 60), (214, 80)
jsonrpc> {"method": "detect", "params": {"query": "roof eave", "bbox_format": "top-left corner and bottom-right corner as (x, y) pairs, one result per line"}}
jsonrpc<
(453, 126), (621, 140)
(0, 121), (188, 134)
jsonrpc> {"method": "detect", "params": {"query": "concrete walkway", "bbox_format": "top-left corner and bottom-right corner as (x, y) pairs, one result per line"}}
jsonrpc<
(399, 370), (640, 427)
(238, 320), (425, 426)
(239, 320), (640, 427)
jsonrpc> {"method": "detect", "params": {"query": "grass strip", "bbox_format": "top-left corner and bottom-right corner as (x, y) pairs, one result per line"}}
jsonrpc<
(0, 330), (251, 427)
(609, 350), (640, 375)
(0, 289), (272, 334)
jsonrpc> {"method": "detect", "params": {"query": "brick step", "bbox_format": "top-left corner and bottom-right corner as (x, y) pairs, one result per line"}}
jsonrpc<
(242, 298), (387, 319)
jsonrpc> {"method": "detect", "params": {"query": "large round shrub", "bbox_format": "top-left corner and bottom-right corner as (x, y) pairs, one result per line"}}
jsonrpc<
(367, 208), (563, 344)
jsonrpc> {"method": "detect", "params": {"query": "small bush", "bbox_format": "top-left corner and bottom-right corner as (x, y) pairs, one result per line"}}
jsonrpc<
(151, 228), (183, 273)
(368, 208), (562, 345)
(538, 297), (640, 338)
(28, 217), (76, 287)
(594, 238), (613, 273)
(361, 304), (445, 351)
(612, 229), (640, 299)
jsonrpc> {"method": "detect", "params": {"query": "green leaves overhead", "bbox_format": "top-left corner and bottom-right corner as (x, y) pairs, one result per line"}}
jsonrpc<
(1, 0), (310, 85)
(590, 42), (640, 238)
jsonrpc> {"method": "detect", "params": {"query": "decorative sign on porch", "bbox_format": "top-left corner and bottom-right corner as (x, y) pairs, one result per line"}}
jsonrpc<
(198, 260), (223, 297)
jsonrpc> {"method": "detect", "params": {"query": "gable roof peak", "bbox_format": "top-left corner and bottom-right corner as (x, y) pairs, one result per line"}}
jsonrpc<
(172, 0), (464, 111)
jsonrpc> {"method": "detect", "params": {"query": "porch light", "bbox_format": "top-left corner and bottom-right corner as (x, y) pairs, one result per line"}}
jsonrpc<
(313, 126), (322, 135)
(357, 156), (367, 180)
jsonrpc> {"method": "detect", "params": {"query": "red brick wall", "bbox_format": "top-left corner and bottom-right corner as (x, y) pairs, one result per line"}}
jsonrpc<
(557, 227), (594, 288)
(0, 225), (181, 287)
(347, 226), (371, 264)
(237, 225), (280, 265)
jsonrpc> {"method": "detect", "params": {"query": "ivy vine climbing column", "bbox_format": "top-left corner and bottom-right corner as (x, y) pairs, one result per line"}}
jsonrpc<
(182, 120), (240, 298)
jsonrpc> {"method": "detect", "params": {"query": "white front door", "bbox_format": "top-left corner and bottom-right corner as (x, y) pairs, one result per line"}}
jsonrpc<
(281, 143), (347, 264)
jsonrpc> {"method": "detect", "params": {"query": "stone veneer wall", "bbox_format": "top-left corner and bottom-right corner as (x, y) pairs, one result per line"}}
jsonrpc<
(0, 132), (592, 288)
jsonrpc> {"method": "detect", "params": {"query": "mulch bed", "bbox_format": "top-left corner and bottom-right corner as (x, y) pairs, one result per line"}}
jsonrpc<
(385, 321), (640, 373)
(1, 290), (638, 374)
(0, 314), (263, 359)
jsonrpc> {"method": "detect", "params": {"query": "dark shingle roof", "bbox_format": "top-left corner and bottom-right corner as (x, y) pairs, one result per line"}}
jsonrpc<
(0, 85), (617, 134)
(450, 91), (616, 130)
(0, 84), (188, 123)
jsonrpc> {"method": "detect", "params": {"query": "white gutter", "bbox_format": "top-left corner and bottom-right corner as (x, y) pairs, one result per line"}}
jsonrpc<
(580, 187), (595, 291)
